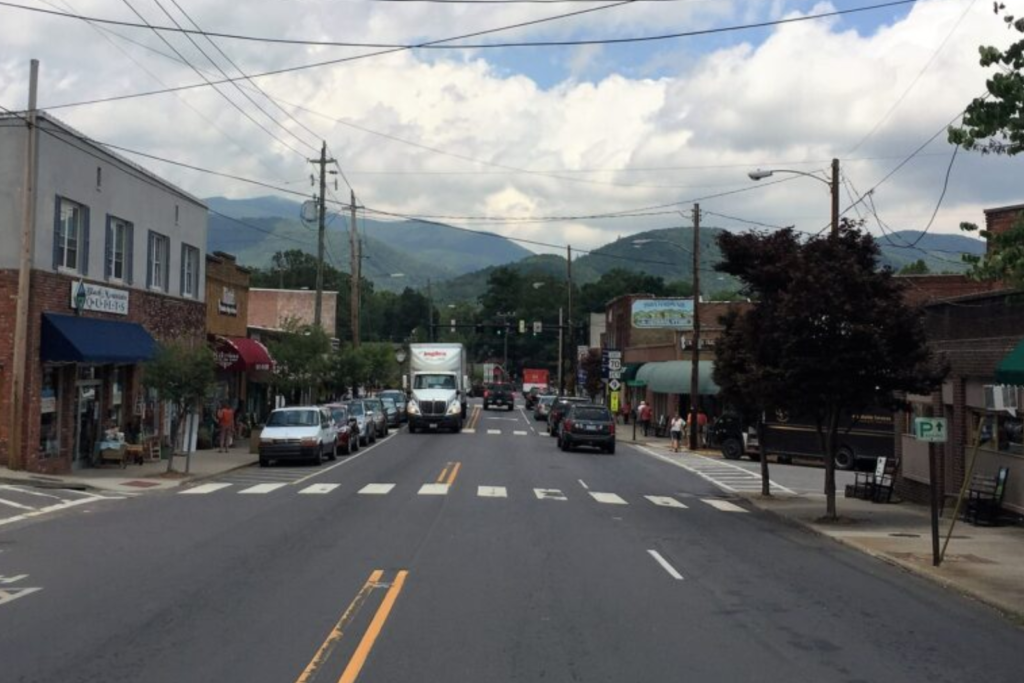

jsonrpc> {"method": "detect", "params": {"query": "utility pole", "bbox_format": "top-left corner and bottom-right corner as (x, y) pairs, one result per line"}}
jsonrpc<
(350, 189), (360, 347)
(831, 157), (840, 239)
(689, 203), (701, 451)
(9, 59), (39, 471)
(309, 141), (335, 329)
(566, 245), (573, 395)
(557, 307), (564, 395)
(427, 278), (434, 342)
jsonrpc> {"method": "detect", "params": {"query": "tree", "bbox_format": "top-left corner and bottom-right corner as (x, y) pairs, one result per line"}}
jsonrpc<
(899, 259), (931, 275)
(580, 349), (604, 401)
(143, 342), (216, 473)
(714, 221), (946, 519)
(266, 319), (333, 403)
(948, 4), (1024, 155)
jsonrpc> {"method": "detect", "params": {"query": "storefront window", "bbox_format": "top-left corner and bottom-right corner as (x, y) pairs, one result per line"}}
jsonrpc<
(112, 366), (126, 424)
(972, 411), (1022, 455)
(39, 367), (60, 457)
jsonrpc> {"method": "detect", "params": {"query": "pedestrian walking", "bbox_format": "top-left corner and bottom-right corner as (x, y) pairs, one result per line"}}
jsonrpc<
(621, 400), (632, 425)
(697, 409), (709, 447)
(216, 401), (235, 453)
(670, 413), (684, 452)
(639, 401), (653, 437)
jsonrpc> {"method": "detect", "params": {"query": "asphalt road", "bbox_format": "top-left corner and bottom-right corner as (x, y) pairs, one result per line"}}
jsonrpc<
(1, 400), (1021, 682)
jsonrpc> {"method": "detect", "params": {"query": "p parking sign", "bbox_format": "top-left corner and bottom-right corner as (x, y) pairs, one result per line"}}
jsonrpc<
(914, 417), (948, 443)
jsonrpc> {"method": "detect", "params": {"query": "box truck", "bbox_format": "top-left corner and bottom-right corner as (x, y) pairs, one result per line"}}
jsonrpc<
(407, 343), (469, 433)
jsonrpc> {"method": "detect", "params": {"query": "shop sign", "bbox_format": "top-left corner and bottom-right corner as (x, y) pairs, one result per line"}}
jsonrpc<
(215, 342), (242, 371)
(69, 281), (129, 316)
(40, 396), (56, 414)
(219, 286), (238, 316)
(631, 299), (693, 330)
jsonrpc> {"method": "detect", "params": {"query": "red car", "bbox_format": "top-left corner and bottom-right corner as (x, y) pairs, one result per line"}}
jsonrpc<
(325, 404), (359, 455)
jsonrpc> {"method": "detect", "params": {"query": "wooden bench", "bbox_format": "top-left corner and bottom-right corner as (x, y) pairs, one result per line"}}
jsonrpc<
(847, 457), (895, 503)
(962, 467), (1010, 526)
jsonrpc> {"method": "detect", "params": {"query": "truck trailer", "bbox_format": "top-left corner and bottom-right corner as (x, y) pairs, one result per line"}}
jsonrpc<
(407, 343), (469, 433)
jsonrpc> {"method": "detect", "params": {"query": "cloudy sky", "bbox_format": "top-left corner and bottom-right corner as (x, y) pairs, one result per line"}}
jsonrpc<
(1, 0), (1021, 255)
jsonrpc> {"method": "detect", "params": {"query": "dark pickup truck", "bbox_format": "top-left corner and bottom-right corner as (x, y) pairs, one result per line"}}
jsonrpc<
(484, 383), (515, 411)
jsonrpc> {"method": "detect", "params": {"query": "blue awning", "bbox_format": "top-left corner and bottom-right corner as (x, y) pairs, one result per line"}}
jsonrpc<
(41, 313), (157, 364)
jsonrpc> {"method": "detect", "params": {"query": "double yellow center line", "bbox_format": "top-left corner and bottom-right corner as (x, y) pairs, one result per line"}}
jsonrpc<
(296, 569), (409, 683)
(437, 461), (461, 486)
(464, 405), (482, 431)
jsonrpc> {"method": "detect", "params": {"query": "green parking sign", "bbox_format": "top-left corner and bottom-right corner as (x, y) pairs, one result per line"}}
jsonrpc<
(914, 417), (948, 443)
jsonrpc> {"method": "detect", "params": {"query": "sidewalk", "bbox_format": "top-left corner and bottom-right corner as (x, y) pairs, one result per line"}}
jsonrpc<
(0, 444), (256, 495)
(633, 437), (1024, 623)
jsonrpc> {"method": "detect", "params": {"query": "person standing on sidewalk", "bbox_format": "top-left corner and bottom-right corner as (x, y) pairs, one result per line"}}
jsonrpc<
(697, 409), (709, 447)
(621, 400), (632, 425)
(670, 413), (684, 452)
(216, 402), (235, 453)
(639, 401), (652, 437)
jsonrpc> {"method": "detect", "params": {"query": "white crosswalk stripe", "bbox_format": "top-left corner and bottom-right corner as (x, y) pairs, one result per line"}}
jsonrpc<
(239, 483), (288, 495)
(589, 492), (627, 505)
(477, 486), (507, 498)
(534, 488), (567, 501)
(644, 495), (688, 509)
(461, 429), (476, 434)
(701, 499), (748, 513)
(487, 429), (501, 435)
(299, 484), (340, 495)
(418, 483), (450, 496)
(652, 451), (794, 495)
(359, 483), (395, 495)
(180, 483), (233, 495)
(513, 431), (528, 436)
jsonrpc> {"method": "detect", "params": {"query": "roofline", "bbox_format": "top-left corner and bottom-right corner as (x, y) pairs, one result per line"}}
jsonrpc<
(984, 203), (1024, 215)
(0, 112), (206, 208)
(924, 287), (1020, 307)
(250, 287), (339, 294)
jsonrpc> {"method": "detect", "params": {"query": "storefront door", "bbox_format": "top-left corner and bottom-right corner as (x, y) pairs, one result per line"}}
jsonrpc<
(73, 380), (101, 469)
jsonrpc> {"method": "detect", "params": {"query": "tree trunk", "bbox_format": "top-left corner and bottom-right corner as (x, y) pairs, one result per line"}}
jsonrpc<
(166, 404), (181, 474)
(757, 417), (770, 496)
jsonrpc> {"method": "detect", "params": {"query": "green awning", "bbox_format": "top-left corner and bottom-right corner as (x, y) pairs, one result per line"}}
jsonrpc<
(995, 338), (1024, 385)
(635, 361), (719, 395)
(625, 379), (647, 387)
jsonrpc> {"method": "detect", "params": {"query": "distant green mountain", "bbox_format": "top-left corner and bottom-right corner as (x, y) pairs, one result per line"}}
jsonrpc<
(432, 254), (602, 305)
(204, 196), (533, 287)
(875, 230), (982, 273)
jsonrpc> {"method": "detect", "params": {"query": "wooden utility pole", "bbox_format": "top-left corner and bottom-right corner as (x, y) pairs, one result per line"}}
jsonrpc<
(566, 245), (573, 395)
(310, 142), (334, 329)
(427, 278), (434, 342)
(830, 158), (840, 239)
(557, 307), (564, 395)
(689, 204), (701, 451)
(350, 189), (360, 347)
(9, 60), (39, 471)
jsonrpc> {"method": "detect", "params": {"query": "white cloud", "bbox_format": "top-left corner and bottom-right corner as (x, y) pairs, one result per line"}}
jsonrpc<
(0, 0), (1020, 260)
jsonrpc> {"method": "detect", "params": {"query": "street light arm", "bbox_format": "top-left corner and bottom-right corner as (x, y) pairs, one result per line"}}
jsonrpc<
(748, 168), (830, 186)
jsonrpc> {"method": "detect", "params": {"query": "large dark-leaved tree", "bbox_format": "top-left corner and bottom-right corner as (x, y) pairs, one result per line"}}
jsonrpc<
(714, 221), (946, 519)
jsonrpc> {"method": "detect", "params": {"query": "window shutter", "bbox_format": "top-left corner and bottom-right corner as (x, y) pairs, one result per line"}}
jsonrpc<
(146, 232), (153, 289)
(52, 196), (61, 270)
(104, 216), (113, 280)
(81, 206), (91, 276)
(125, 224), (134, 285)
(179, 243), (186, 296)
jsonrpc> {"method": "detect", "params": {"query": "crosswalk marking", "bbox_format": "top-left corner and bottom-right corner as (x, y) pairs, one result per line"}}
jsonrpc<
(418, 483), (450, 496)
(645, 495), (688, 509)
(299, 484), (340, 495)
(513, 431), (528, 436)
(589, 492), (628, 505)
(359, 483), (395, 495)
(701, 499), (747, 513)
(534, 488), (567, 501)
(478, 486), (507, 498)
(239, 483), (288, 495)
(461, 429), (476, 434)
(181, 483), (233, 495)
(487, 429), (501, 435)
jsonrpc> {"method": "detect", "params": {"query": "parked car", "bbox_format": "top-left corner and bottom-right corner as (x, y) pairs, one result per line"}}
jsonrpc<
(557, 403), (616, 454)
(378, 390), (408, 422)
(484, 383), (515, 411)
(470, 382), (486, 398)
(379, 396), (402, 429)
(344, 399), (376, 446)
(258, 406), (337, 467)
(533, 395), (557, 421)
(547, 397), (590, 436)
(364, 397), (389, 436)
(324, 403), (359, 455)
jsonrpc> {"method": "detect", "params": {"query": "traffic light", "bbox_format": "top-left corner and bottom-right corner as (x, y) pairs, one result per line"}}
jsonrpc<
(518, 319), (525, 334)
(450, 319), (456, 333)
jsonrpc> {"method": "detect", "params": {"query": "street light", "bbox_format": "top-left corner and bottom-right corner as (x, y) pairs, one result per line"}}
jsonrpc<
(748, 158), (840, 239)
(394, 346), (408, 390)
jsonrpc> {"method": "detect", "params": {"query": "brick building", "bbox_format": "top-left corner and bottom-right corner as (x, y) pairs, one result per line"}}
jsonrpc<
(602, 294), (751, 421)
(248, 288), (338, 338)
(0, 113), (206, 473)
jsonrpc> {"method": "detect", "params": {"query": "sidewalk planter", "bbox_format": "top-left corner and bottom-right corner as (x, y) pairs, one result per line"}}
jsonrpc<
(249, 427), (262, 454)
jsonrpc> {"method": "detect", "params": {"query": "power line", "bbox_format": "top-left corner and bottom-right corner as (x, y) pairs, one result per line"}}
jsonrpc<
(14, 1), (919, 112)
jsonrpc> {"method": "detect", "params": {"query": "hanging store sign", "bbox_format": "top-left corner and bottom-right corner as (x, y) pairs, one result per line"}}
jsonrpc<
(630, 299), (693, 330)
(69, 281), (129, 316)
(219, 286), (238, 316)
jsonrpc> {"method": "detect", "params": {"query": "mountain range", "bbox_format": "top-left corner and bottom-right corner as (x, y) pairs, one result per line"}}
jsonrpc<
(205, 196), (985, 301)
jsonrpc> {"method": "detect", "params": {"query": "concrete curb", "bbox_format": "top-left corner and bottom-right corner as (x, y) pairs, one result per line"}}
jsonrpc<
(0, 457), (259, 494)
(741, 494), (1024, 626)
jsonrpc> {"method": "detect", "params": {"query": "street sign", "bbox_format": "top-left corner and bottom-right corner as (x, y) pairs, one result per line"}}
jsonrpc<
(608, 358), (622, 372)
(608, 378), (622, 391)
(914, 417), (948, 443)
(610, 392), (620, 413)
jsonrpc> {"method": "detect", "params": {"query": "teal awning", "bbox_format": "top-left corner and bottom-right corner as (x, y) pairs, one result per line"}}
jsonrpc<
(621, 363), (643, 383)
(635, 361), (718, 395)
(995, 338), (1024, 385)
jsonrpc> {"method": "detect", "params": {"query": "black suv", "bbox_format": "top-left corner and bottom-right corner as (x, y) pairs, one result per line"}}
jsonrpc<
(547, 397), (590, 436)
(558, 403), (616, 454)
(484, 383), (514, 411)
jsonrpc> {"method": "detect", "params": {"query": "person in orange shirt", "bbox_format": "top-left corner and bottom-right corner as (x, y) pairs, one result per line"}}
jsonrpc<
(216, 402), (235, 453)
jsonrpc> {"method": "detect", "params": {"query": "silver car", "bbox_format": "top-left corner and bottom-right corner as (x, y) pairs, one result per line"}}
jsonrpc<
(344, 400), (376, 446)
(364, 397), (388, 437)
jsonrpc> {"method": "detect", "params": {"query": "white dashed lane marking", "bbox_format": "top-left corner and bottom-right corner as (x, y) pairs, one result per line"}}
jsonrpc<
(418, 483), (450, 496)
(589, 492), (628, 505)
(487, 429), (502, 435)
(534, 488), (568, 501)
(477, 486), (508, 498)
(645, 495), (688, 509)
(359, 483), (396, 495)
